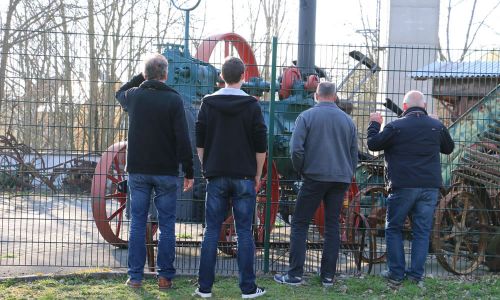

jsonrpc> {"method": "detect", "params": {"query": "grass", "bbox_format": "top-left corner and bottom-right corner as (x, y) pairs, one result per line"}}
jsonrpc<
(0, 253), (15, 259)
(0, 274), (498, 299)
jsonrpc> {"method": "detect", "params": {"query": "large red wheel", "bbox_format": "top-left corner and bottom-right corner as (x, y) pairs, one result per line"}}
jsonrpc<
(91, 142), (158, 249)
(91, 142), (129, 247)
(195, 32), (260, 81)
(218, 159), (280, 256)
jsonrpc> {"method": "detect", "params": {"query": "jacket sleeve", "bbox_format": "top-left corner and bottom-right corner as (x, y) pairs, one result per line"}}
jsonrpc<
(173, 98), (194, 179)
(350, 124), (359, 173)
(115, 73), (145, 111)
(440, 125), (455, 154)
(195, 102), (207, 149)
(290, 115), (307, 173)
(252, 104), (268, 153)
(367, 121), (397, 151)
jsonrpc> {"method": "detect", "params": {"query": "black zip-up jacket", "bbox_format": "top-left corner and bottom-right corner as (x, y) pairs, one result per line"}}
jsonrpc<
(195, 92), (267, 178)
(116, 73), (194, 178)
(367, 107), (454, 189)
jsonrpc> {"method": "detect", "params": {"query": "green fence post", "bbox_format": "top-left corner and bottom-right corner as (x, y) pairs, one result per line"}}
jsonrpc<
(264, 36), (278, 274)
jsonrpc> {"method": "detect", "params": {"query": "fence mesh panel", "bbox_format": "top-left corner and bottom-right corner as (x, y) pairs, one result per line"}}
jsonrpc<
(0, 28), (499, 277)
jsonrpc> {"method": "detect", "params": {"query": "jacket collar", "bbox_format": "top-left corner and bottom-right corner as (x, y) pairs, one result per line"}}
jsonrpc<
(315, 101), (339, 108)
(139, 80), (179, 94)
(402, 106), (427, 117)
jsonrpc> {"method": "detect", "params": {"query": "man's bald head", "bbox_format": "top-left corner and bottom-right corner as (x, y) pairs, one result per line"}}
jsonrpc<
(403, 90), (426, 110)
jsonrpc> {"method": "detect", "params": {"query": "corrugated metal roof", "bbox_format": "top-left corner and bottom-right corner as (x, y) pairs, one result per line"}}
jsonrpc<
(411, 61), (500, 79)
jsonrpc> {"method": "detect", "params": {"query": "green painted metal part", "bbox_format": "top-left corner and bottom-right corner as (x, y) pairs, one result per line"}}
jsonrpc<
(441, 84), (500, 187)
(264, 37), (278, 273)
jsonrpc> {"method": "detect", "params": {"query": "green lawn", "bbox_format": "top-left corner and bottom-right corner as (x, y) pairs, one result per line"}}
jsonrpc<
(0, 274), (498, 299)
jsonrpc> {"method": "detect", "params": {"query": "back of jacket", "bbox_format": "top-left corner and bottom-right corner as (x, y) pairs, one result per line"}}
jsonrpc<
(367, 107), (455, 188)
(290, 102), (358, 183)
(116, 74), (194, 178)
(195, 89), (267, 178)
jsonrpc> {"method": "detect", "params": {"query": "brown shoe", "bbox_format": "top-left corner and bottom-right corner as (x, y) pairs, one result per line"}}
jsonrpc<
(125, 278), (142, 289)
(158, 277), (173, 290)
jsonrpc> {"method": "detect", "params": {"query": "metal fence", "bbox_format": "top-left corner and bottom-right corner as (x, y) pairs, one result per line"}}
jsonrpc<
(0, 27), (499, 278)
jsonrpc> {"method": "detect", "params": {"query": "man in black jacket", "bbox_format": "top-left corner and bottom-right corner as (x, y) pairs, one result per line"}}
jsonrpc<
(367, 90), (454, 286)
(116, 53), (194, 290)
(194, 57), (267, 299)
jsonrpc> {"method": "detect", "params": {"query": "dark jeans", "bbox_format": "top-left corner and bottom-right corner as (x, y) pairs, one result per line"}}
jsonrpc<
(198, 177), (257, 294)
(385, 188), (439, 281)
(288, 180), (349, 279)
(127, 173), (178, 281)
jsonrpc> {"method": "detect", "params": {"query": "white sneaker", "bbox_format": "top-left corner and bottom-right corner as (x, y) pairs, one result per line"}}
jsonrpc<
(242, 286), (266, 299)
(193, 288), (212, 298)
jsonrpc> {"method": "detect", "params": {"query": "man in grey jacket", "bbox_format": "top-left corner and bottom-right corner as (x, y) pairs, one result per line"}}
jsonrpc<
(274, 81), (358, 287)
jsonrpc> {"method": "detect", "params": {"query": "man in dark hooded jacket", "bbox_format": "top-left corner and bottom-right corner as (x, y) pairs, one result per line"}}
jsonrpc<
(194, 57), (267, 299)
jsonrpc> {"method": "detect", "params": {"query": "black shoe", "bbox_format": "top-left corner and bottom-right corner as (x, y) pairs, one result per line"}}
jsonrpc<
(380, 270), (402, 286)
(321, 277), (334, 287)
(274, 273), (303, 286)
(242, 286), (266, 299)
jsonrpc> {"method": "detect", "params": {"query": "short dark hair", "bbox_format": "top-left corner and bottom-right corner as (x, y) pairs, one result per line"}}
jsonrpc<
(221, 56), (245, 84)
(143, 54), (168, 80)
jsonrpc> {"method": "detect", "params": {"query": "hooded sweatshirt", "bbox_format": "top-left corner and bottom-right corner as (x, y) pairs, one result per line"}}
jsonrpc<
(195, 88), (267, 178)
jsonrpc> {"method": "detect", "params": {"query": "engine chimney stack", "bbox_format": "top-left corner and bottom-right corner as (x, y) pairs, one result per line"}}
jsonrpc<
(297, 0), (316, 76)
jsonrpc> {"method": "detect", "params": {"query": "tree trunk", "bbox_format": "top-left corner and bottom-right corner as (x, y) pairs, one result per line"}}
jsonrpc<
(0, 0), (21, 116)
(87, 0), (100, 151)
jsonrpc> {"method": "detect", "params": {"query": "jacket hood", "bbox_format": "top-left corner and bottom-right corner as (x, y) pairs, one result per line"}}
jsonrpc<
(202, 95), (257, 115)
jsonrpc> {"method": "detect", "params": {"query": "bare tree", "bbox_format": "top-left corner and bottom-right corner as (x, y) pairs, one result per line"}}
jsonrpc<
(439, 0), (500, 61)
(259, 0), (288, 79)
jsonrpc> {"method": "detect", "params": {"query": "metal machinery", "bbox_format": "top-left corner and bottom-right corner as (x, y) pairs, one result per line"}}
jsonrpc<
(90, 0), (382, 272)
(361, 86), (500, 275)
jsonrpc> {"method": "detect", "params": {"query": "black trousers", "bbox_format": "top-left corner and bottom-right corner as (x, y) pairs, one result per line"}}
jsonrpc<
(288, 179), (349, 279)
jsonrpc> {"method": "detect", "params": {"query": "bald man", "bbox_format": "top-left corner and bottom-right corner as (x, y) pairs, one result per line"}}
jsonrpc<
(367, 90), (454, 286)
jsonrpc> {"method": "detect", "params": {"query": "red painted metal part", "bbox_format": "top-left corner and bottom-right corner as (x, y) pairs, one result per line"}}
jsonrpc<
(194, 33), (260, 81)
(218, 159), (280, 256)
(278, 67), (301, 99)
(304, 74), (319, 92)
(91, 142), (128, 247)
(313, 178), (361, 236)
(91, 141), (159, 248)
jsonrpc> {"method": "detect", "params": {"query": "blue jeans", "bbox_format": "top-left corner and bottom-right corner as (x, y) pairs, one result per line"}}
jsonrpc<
(288, 180), (349, 279)
(198, 177), (257, 294)
(385, 188), (439, 281)
(127, 173), (178, 281)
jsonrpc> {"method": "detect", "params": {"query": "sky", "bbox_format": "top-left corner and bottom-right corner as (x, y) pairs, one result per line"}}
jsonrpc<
(192, 0), (500, 49)
(1, 0), (499, 50)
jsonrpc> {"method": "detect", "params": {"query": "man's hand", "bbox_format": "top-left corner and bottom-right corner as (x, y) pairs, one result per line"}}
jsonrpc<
(429, 113), (439, 120)
(183, 178), (194, 192)
(254, 175), (262, 193)
(370, 112), (383, 124)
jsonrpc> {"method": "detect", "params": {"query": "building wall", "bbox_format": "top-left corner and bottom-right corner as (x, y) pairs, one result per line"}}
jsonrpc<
(379, 0), (440, 121)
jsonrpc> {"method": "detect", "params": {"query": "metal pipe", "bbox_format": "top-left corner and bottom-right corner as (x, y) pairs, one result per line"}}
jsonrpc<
(297, 0), (316, 76)
(264, 36), (278, 274)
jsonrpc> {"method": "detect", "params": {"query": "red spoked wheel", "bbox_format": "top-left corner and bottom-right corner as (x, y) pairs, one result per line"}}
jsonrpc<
(195, 32), (260, 81)
(362, 186), (388, 264)
(218, 159), (280, 256)
(91, 142), (158, 250)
